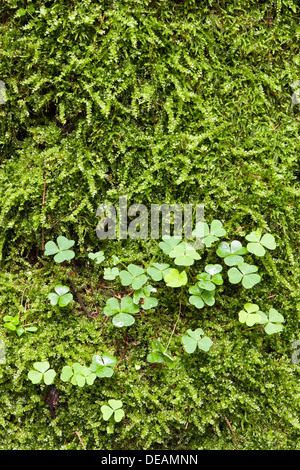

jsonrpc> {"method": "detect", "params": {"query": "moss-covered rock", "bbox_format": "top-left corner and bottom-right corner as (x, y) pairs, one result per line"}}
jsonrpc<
(0, 0), (300, 450)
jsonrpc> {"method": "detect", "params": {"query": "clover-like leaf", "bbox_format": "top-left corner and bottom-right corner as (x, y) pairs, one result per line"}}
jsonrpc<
(146, 340), (174, 367)
(90, 354), (117, 378)
(48, 285), (73, 307)
(196, 272), (215, 291)
(119, 264), (148, 290)
(3, 315), (20, 331)
(4, 316), (37, 336)
(28, 361), (56, 385)
(238, 303), (264, 326)
(103, 297), (121, 316)
(43, 369), (57, 385)
(133, 285), (158, 310)
(60, 363), (96, 387)
(43, 241), (59, 256)
(216, 240), (247, 266)
(205, 264), (223, 276)
(168, 241), (201, 266)
(158, 236), (182, 255)
(33, 361), (51, 373)
(120, 296), (140, 314)
(205, 266), (223, 286)
(17, 8), (27, 16)
(113, 312), (135, 328)
(114, 408), (125, 423)
(103, 296), (139, 328)
(103, 267), (119, 280)
(188, 284), (215, 309)
(182, 328), (213, 354)
(246, 230), (276, 257)
(60, 365), (73, 382)
(101, 405), (114, 421)
(133, 284), (155, 303)
(146, 263), (171, 282)
(196, 271), (223, 290)
(141, 296), (159, 310)
(163, 268), (187, 288)
(228, 263), (261, 289)
(44, 236), (75, 263)
(257, 308), (285, 335)
(203, 220), (226, 247)
(88, 250), (105, 264)
(108, 399), (123, 410)
(27, 370), (43, 384)
(193, 220), (226, 247)
(101, 400), (124, 423)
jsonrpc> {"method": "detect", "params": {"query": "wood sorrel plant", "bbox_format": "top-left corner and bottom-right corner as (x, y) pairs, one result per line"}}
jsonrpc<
(27, 221), (282, 390)
(88, 220), (281, 362)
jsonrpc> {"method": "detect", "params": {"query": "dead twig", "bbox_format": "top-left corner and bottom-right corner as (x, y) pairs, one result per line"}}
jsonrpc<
(234, 224), (250, 233)
(114, 342), (129, 370)
(41, 178), (47, 251)
(73, 431), (86, 450)
(224, 416), (239, 450)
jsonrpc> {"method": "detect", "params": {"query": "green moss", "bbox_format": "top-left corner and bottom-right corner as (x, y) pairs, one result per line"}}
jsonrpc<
(0, 0), (300, 450)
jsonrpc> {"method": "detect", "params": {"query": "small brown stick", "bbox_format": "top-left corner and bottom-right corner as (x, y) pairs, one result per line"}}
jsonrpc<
(224, 416), (239, 450)
(41, 178), (47, 251)
(114, 342), (129, 370)
(73, 431), (86, 450)
(68, 278), (93, 319)
(42, 178), (47, 206)
(125, 290), (134, 297)
(113, 293), (122, 299)
(234, 224), (250, 233)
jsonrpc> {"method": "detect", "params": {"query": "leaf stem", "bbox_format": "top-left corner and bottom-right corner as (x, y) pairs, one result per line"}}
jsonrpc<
(164, 293), (182, 353)
(68, 275), (93, 319)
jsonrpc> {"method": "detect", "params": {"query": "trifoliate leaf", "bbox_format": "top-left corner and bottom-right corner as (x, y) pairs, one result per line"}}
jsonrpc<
(88, 251), (105, 264)
(228, 263), (261, 288)
(182, 328), (213, 353)
(163, 268), (187, 287)
(217, 240), (247, 266)
(246, 230), (276, 256)
(169, 241), (201, 266)
(146, 263), (170, 281)
(238, 303), (264, 326)
(44, 237), (75, 263)
(103, 267), (119, 280)
(119, 264), (148, 290)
